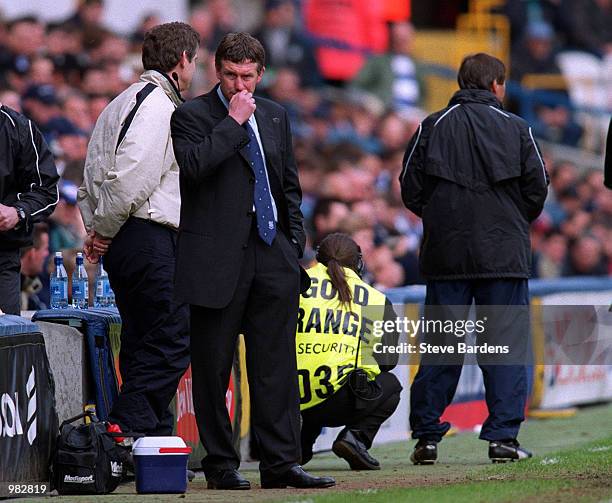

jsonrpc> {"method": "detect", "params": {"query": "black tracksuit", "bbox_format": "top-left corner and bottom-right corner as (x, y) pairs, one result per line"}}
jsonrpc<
(400, 89), (548, 280)
(0, 105), (58, 314)
(400, 89), (548, 443)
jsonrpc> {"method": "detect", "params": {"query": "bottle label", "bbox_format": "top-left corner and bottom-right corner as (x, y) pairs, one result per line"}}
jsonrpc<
(51, 281), (67, 301)
(73, 282), (88, 298)
(96, 280), (104, 298)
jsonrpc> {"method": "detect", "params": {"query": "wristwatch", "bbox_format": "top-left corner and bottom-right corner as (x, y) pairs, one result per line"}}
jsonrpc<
(14, 205), (26, 229)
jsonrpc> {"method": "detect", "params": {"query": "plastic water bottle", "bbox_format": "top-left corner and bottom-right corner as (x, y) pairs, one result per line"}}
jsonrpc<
(72, 252), (89, 309)
(50, 252), (68, 309)
(94, 257), (115, 307)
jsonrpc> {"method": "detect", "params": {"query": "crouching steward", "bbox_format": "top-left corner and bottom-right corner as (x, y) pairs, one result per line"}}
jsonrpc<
(297, 233), (402, 470)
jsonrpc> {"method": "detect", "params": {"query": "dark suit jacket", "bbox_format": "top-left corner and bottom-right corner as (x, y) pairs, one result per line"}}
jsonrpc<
(171, 85), (308, 308)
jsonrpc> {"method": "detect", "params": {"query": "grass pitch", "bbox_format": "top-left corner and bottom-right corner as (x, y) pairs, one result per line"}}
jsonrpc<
(23, 402), (612, 502)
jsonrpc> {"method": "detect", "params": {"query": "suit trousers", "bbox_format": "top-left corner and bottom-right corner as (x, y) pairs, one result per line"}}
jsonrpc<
(300, 372), (402, 456)
(0, 249), (21, 315)
(190, 223), (302, 478)
(410, 278), (529, 442)
(104, 217), (190, 435)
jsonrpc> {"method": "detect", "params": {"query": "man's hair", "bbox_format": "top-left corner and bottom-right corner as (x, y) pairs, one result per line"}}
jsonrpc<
(215, 32), (265, 73)
(142, 22), (200, 73)
(457, 53), (505, 91)
(7, 16), (39, 30)
(32, 223), (49, 249)
(20, 223), (48, 258)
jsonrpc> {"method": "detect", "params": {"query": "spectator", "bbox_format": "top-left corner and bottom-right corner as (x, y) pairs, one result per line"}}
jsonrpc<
(254, 0), (321, 88)
(130, 13), (161, 46)
(48, 181), (86, 253)
(46, 23), (89, 86)
(189, 4), (215, 50)
(20, 223), (50, 311)
(63, 0), (105, 30)
(21, 84), (62, 140)
(565, 0), (612, 58)
(63, 92), (95, 133)
(352, 21), (425, 121)
(538, 232), (568, 278)
(511, 22), (582, 146)
(0, 17), (46, 92)
(563, 235), (609, 275)
(511, 22), (561, 82)
(502, 0), (567, 49)
(310, 198), (350, 246)
(28, 57), (55, 86)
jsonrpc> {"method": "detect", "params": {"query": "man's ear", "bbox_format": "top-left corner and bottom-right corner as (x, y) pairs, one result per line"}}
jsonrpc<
(180, 51), (189, 68)
(490, 79), (505, 100)
(256, 65), (266, 84)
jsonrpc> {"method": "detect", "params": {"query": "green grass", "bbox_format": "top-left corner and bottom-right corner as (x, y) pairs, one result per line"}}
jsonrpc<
(19, 403), (612, 502)
(294, 438), (612, 503)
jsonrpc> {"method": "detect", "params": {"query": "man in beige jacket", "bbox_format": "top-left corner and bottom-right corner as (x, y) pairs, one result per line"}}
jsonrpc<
(78, 22), (199, 438)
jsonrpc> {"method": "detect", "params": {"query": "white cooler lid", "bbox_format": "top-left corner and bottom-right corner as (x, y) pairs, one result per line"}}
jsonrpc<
(133, 436), (191, 456)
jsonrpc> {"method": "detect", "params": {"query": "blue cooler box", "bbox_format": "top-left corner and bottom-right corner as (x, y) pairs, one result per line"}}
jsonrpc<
(133, 436), (192, 494)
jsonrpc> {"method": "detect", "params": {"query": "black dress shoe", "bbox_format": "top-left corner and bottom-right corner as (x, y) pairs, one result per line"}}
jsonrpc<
(261, 465), (335, 489)
(206, 469), (251, 490)
(410, 439), (438, 465)
(332, 429), (380, 470)
(489, 439), (532, 463)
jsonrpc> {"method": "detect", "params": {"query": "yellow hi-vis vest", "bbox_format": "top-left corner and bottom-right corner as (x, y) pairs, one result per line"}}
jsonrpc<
(296, 262), (387, 410)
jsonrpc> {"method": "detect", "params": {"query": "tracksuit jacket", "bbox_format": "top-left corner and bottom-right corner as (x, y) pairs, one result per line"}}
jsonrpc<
(0, 105), (59, 250)
(400, 89), (549, 280)
(78, 70), (183, 238)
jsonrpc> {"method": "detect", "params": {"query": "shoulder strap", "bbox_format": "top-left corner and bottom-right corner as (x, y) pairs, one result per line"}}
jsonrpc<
(115, 82), (157, 153)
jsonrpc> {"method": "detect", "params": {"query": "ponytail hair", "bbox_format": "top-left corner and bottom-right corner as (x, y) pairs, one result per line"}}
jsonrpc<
(316, 233), (362, 310)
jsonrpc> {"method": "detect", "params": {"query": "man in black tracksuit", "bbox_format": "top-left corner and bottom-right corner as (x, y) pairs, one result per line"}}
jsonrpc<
(400, 53), (548, 463)
(0, 104), (59, 315)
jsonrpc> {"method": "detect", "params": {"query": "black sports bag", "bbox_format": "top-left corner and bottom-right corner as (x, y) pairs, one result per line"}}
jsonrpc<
(51, 411), (129, 495)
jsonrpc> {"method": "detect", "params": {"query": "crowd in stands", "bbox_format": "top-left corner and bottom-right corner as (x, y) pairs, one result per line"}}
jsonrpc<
(503, 0), (612, 147)
(1, 0), (609, 310)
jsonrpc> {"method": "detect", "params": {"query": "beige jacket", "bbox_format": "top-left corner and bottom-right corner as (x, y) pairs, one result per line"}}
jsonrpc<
(78, 70), (183, 238)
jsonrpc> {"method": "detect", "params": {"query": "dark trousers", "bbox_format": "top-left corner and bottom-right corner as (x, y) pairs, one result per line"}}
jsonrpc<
(410, 279), (529, 442)
(301, 372), (402, 455)
(0, 249), (20, 315)
(104, 217), (190, 436)
(190, 226), (302, 478)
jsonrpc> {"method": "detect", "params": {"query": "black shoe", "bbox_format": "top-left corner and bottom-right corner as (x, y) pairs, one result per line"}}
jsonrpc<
(261, 465), (335, 489)
(332, 430), (380, 470)
(410, 439), (437, 465)
(187, 469), (195, 482)
(206, 469), (251, 490)
(489, 439), (532, 463)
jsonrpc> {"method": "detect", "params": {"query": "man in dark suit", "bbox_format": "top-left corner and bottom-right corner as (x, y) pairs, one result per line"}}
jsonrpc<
(171, 33), (335, 490)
